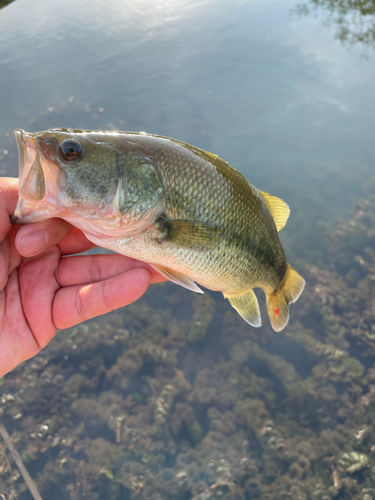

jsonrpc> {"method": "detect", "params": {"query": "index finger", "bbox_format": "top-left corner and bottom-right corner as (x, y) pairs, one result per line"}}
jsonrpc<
(0, 177), (19, 242)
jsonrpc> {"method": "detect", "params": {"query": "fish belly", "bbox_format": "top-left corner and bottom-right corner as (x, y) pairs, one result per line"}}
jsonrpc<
(87, 228), (271, 295)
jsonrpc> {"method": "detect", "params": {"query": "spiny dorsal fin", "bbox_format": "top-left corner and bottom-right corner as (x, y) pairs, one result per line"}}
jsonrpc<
(204, 150), (218, 159)
(260, 191), (290, 231)
(224, 289), (261, 327)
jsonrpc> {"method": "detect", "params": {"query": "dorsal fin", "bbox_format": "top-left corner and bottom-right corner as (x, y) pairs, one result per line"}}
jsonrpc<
(260, 191), (290, 231)
(204, 150), (218, 159)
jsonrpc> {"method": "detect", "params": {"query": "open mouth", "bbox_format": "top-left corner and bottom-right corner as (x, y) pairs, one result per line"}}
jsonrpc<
(12, 130), (48, 223)
(14, 130), (45, 202)
(14, 130), (37, 182)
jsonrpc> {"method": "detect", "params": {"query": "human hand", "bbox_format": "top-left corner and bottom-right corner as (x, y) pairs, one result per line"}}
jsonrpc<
(0, 177), (166, 377)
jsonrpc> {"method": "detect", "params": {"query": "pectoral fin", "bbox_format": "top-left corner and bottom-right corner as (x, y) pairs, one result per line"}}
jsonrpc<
(260, 191), (290, 231)
(224, 289), (261, 327)
(158, 219), (222, 251)
(150, 264), (204, 294)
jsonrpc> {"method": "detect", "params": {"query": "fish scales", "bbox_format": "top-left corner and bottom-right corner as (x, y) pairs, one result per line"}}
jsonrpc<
(125, 136), (287, 292)
(12, 129), (305, 331)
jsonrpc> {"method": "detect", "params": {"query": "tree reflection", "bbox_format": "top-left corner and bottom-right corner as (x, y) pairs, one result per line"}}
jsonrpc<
(295, 0), (375, 48)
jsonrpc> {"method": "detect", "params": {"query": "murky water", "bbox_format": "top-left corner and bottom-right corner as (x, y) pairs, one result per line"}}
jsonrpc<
(1, 0), (375, 498)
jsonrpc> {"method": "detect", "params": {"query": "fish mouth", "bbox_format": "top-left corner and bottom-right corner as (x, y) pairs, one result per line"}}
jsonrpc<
(14, 130), (37, 183)
(12, 129), (49, 224)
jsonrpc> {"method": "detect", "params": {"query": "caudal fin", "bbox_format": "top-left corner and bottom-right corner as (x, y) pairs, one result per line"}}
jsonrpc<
(266, 265), (305, 332)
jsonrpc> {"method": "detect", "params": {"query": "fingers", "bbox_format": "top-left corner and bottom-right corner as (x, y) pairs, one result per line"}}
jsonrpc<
(15, 218), (72, 257)
(0, 177), (94, 256)
(53, 268), (151, 330)
(0, 178), (19, 215)
(16, 219), (97, 257)
(18, 248), (61, 349)
(56, 254), (143, 286)
(55, 253), (168, 287)
(15, 219), (96, 257)
(0, 178), (19, 242)
(16, 219), (96, 257)
(58, 226), (96, 255)
(0, 270), (41, 376)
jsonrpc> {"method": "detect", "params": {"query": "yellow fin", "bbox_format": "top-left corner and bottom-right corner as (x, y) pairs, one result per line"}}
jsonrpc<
(204, 150), (218, 159)
(260, 191), (290, 231)
(225, 289), (261, 327)
(265, 264), (305, 332)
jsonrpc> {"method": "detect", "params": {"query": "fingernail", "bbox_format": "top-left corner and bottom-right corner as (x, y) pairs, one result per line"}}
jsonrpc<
(21, 231), (48, 256)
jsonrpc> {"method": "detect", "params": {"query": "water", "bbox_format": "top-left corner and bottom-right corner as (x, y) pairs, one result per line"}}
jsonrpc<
(1, 0), (375, 498)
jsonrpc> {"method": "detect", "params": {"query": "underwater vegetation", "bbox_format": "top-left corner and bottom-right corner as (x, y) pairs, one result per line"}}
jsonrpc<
(1, 188), (375, 499)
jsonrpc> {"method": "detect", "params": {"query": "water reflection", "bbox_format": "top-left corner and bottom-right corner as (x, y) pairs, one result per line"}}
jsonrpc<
(295, 0), (375, 47)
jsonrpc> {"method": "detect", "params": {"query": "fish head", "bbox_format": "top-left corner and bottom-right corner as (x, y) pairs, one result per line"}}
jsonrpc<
(13, 129), (165, 237)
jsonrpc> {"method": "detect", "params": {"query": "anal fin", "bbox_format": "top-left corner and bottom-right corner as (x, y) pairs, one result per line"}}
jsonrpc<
(225, 289), (261, 327)
(150, 264), (204, 294)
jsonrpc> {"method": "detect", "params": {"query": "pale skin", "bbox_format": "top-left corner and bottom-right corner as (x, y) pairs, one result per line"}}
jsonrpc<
(0, 178), (166, 377)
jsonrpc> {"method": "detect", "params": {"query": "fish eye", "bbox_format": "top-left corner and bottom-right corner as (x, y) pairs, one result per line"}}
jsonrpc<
(59, 138), (83, 163)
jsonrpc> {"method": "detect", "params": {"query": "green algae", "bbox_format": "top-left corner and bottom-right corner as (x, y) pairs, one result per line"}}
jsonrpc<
(2, 197), (375, 499)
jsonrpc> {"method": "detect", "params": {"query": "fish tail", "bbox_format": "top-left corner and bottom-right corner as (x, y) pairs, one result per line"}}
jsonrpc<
(266, 264), (305, 332)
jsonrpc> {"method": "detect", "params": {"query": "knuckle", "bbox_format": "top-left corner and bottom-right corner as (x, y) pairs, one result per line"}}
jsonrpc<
(101, 280), (113, 312)
(74, 287), (87, 322)
(90, 254), (102, 283)
(54, 265), (62, 286)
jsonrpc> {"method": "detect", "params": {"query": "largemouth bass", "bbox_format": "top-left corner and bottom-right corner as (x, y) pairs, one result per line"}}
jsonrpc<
(12, 129), (304, 331)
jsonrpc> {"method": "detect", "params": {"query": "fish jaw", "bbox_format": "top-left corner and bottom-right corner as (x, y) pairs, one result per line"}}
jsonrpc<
(12, 129), (65, 224)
